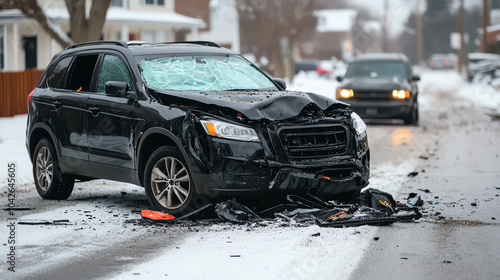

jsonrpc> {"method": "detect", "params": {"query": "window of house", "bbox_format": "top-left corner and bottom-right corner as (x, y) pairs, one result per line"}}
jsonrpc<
(144, 0), (164, 6)
(96, 55), (133, 94)
(48, 56), (73, 88)
(0, 25), (5, 70)
(65, 54), (99, 91)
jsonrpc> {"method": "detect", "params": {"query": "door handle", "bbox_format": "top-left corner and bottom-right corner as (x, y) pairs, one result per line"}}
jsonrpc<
(52, 101), (62, 109)
(89, 106), (100, 116)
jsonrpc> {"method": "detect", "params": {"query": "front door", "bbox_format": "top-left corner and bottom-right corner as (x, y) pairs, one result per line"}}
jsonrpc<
(87, 54), (137, 170)
(23, 36), (37, 69)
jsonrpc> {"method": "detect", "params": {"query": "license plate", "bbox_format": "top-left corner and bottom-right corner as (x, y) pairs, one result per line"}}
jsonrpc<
(366, 108), (378, 115)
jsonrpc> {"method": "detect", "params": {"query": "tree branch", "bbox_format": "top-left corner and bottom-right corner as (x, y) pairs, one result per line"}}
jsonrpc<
(16, 0), (73, 48)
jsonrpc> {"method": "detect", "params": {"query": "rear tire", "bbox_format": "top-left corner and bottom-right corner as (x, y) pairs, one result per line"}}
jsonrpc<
(143, 146), (198, 215)
(33, 138), (74, 200)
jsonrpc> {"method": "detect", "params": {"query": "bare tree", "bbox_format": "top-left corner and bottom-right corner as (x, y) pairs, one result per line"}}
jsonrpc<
(11, 0), (112, 48)
(237, 0), (328, 79)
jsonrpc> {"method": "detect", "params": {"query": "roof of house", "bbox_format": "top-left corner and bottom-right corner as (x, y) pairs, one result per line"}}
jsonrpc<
(0, 7), (205, 28)
(314, 9), (358, 33)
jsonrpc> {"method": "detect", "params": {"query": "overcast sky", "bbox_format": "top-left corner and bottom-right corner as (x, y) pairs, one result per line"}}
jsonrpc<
(348, 0), (482, 37)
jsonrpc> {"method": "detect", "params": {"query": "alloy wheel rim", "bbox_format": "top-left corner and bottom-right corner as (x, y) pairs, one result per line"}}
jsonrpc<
(151, 156), (190, 210)
(36, 147), (53, 191)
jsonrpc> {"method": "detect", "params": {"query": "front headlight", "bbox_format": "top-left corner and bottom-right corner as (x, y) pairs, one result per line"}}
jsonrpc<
(392, 90), (410, 99)
(350, 112), (366, 135)
(200, 119), (259, 142)
(336, 88), (354, 99)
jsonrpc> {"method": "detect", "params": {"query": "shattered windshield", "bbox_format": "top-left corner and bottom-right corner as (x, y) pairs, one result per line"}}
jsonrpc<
(139, 55), (277, 91)
(345, 61), (408, 80)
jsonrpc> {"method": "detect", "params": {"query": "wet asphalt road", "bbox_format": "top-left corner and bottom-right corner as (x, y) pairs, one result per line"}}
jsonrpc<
(2, 71), (499, 280)
(350, 77), (500, 279)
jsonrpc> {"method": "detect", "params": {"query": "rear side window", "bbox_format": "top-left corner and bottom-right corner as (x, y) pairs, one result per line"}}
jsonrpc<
(65, 54), (99, 92)
(48, 56), (72, 88)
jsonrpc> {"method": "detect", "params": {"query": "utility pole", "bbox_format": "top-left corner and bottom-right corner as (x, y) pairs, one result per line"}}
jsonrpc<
(482, 0), (489, 53)
(416, 0), (423, 66)
(458, 0), (466, 74)
(382, 0), (388, 52)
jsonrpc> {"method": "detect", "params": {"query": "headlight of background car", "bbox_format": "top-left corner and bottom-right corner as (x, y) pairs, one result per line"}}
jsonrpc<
(392, 90), (410, 99)
(336, 88), (354, 99)
(350, 112), (367, 135)
(201, 119), (259, 142)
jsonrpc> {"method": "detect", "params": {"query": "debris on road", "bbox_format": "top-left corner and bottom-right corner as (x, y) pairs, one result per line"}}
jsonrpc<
(407, 193), (424, 207)
(18, 219), (71, 225)
(407, 171), (419, 177)
(138, 188), (422, 228)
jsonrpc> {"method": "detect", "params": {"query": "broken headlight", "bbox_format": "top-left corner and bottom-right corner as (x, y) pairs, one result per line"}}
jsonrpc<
(200, 119), (259, 142)
(350, 112), (367, 135)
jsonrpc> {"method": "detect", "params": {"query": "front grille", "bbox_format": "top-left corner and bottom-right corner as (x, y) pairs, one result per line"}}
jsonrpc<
(352, 90), (392, 101)
(278, 124), (348, 160)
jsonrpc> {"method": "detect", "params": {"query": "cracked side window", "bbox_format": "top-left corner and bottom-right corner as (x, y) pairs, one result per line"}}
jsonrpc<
(97, 55), (133, 94)
(139, 55), (276, 91)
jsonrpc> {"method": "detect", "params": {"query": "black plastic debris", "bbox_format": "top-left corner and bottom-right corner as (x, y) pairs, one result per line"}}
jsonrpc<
(407, 193), (424, 207)
(215, 199), (261, 223)
(140, 189), (422, 228)
(407, 171), (419, 177)
(18, 219), (71, 225)
(358, 188), (397, 214)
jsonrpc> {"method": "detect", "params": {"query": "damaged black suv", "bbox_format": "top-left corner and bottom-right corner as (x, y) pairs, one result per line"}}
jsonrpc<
(26, 41), (370, 215)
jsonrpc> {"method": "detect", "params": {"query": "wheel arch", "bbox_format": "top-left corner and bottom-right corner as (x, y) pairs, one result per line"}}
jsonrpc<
(28, 123), (60, 162)
(137, 127), (193, 187)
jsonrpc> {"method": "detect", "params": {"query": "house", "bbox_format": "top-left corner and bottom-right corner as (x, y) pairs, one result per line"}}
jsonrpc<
(304, 9), (358, 61)
(0, 0), (205, 71)
(175, 0), (239, 52)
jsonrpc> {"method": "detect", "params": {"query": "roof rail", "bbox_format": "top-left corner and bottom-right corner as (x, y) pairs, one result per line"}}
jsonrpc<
(66, 41), (128, 50)
(158, 41), (221, 48)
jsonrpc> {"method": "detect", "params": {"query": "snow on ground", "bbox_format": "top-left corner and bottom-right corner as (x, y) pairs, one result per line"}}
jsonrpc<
(2, 69), (499, 279)
(0, 114), (32, 187)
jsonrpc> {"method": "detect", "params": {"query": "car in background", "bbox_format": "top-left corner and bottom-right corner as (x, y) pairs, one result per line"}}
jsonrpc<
(428, 53), (456, 69)
(26, 41), (370, 215)
(467, 53), (500, 81)
(336, 53), (420, 124)
(294, 59), (333, 78)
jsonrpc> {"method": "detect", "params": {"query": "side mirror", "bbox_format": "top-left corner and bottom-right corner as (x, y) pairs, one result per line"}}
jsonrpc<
(336, 76), (344, 82)
(411, 75), (420, 81)
(105, 81), (137, 99)
(273, 78), (286, 90)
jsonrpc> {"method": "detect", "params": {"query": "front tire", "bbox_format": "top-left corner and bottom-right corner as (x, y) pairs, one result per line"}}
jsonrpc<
(143, 146), (197, 215)
(404, 102), (419, 125)
(33, 138), (74, 200)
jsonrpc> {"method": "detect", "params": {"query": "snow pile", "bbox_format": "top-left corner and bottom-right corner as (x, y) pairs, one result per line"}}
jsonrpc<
(0, 114), (32, 188)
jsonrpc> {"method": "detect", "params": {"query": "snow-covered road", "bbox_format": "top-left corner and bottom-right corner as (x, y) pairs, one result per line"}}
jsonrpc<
(1, 70), (499, 280)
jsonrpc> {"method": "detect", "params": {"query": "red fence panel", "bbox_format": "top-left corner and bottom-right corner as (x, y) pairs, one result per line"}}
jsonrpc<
(0, 69), (44, 117)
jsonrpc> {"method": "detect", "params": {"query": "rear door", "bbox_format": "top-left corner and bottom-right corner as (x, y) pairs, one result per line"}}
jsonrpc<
(48, 54), (99, 173)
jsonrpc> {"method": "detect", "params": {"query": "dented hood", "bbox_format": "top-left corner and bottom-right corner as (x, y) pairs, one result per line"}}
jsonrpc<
(153, 89), (348, 121)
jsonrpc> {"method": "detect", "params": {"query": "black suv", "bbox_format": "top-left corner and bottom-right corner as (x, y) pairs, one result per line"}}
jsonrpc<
(336, 53), (420, 124)
(26, 41), (370, 215)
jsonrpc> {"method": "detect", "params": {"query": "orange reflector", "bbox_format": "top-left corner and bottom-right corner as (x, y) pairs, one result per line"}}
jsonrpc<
(320, 175), (331, 180)
(328, 211), (350, 220)
(77, 86), (82, 92)
(205, 122), (216, 136)
(141, 210), (175, 221)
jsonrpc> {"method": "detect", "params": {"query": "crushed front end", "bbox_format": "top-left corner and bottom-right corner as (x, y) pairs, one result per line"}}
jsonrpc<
(191, 101), (370, 201)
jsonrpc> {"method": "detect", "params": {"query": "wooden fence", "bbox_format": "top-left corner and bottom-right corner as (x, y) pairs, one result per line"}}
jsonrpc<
(0, 69), (44, 118)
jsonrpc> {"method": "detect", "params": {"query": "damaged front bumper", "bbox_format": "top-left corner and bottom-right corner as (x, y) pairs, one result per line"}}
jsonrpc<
(190, 128), (370, 200)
